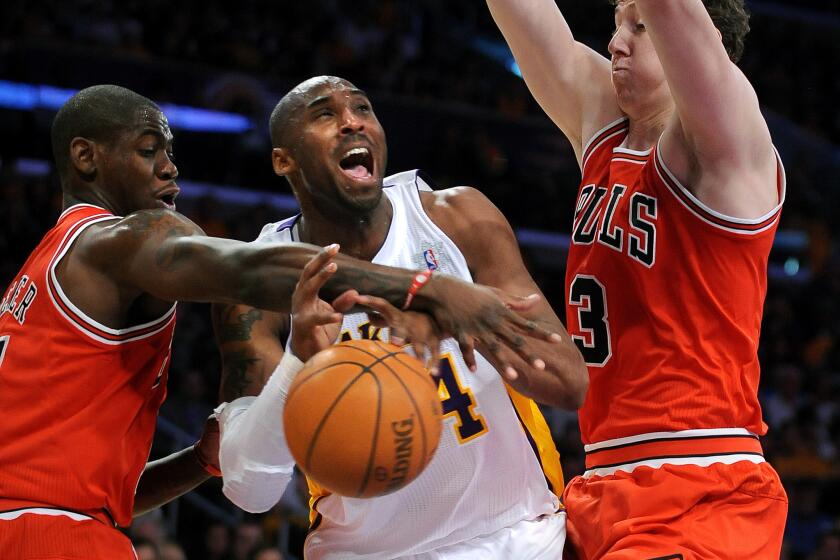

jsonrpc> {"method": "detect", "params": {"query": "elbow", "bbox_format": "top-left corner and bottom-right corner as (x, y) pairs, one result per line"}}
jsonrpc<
(223, 482), (278, 514)
(555, 352), (589, 410)
(570, 362), (589, 409)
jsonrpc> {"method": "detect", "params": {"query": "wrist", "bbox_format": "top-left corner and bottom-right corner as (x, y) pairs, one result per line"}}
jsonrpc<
(402, 269), (435, 310)
(410, 273), (449, 312)
(193, 443), (222, 478)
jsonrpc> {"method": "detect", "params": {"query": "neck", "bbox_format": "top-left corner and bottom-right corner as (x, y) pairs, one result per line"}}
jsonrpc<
(623, 100), (674, 152)
(62, 189), (116, 214)
(297, 197), (393, 262)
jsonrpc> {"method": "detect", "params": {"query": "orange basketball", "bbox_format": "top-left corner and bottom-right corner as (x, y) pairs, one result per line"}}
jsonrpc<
(283, 339), (443, 498)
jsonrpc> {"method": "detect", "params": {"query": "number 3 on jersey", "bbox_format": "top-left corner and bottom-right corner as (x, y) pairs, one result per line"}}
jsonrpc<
(437, 354), (487, 443)
(0, 335), (9, 368)
(569, 275), (612, 366)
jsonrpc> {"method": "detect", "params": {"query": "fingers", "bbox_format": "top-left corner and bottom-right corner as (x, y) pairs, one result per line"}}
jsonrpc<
(356, 295), (401, 323)
(506, 310), (563, 344)
(457, 334), (477, 372)
(306, 310), (343, 326)
(475, 337), (530, 383)
(502, 292), (541, 312)
(494, 322), (550, 372)
(331, 289), (360, 313)
(298, 244), (340, 296)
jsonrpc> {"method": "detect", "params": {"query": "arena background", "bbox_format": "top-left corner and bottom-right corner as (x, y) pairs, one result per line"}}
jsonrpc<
(1, 1), (839, 558)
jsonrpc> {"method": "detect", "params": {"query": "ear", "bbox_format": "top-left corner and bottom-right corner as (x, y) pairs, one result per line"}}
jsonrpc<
(272, 147), (296, 176)
(69, 137), (97, 176)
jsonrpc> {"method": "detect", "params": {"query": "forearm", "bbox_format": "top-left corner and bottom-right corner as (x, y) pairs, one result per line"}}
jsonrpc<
(486, 0), (576, 53)
(133, 446), (210, 517)
(230, 244), (419, 313)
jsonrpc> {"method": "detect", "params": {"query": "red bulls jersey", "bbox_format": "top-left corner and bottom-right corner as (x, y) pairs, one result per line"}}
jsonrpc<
(0, 204), (176, 527)
(565, 118), (785, 447)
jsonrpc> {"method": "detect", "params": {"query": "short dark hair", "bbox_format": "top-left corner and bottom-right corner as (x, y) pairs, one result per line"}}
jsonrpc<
(50, 84), (160, 176)
(611, 0), (750, 63)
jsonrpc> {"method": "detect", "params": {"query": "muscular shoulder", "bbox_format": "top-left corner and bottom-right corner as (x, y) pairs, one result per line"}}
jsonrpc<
(418, 186), (512, 263)
(419, 186), (494, 229)
(74, 209), (205, 269)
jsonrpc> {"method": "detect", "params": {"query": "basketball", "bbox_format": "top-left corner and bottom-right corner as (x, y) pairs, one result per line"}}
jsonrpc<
(283, 339), (443, 498)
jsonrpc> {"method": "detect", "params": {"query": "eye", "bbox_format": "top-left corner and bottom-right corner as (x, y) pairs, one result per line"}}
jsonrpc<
(357, 103), (370, 113)
(139, 148), (156, 158)
(316, 109), (334, 119)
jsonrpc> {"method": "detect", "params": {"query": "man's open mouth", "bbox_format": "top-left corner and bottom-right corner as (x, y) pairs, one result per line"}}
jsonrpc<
(339, 147), (374, 180)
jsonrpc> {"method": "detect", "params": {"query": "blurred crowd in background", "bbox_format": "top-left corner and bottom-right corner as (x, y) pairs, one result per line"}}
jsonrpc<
(1, 1), (839, 559)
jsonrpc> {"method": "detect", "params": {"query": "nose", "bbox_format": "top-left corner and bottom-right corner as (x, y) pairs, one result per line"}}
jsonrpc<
(339, 107), (365, 135)
(158, 153), (178, 181)
(608, 28), (630, 58)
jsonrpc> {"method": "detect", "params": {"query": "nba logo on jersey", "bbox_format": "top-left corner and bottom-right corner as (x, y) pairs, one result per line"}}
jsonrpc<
(423, 248), (439, 271)
(412, 241), (445, 272)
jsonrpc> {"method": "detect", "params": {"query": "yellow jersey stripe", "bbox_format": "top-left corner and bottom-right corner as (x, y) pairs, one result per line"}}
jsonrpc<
(505, 387), (565, 496)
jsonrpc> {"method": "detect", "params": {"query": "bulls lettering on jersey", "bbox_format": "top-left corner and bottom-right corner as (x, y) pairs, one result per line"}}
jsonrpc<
(573, 183), (657, 267)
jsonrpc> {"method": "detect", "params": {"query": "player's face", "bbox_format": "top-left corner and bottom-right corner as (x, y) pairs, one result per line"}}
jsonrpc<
(291, 83), (387, 215)
(96, 108), (179, 215)
(608, 2), (671, 115)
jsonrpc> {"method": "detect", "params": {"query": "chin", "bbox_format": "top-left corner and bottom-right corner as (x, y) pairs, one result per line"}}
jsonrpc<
(344, 190), (383, 214)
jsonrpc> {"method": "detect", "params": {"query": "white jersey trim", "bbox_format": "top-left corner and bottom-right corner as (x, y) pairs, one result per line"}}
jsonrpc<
(655, 140), (787, 234)
(611, 157), (647, 166)
(0, 507), (94, 522)
(581, 117), (629, 172)
(47, 216), (177, 345)
(57, 203), (109, 221)
(612, 146), (651, 156)
(584, 427), (757, 452)
(583, 453), (765, 479)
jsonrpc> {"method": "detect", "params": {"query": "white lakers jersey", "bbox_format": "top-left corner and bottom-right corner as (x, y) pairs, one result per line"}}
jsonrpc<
(257, 170), (562, 559)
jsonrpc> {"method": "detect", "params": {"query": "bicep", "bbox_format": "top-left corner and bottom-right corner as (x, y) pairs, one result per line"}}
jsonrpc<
(212, 303), (287, 401)
(83, 210), (248, 303)
(434, 188), (561, 327)
(636, 1), (769, 161)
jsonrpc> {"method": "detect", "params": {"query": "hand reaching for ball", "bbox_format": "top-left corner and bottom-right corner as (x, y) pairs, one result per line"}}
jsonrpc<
(290, 244), (360, 362)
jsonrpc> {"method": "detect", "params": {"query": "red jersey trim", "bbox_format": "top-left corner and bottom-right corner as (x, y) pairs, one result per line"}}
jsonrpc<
(582, 117), (629, 172)
(654, 142), (786, 235)
(46, 215), (177, 345)
(611, 146), (651, 165)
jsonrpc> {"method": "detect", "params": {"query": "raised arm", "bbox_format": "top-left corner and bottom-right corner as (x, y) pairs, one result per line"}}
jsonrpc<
(422, 187), (588, 409)
(486, 0), (621, 160)
(632, 0), (779, 217)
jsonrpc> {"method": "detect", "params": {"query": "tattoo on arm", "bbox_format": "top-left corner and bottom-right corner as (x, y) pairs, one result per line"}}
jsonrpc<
(217, 308), (263, 342)
(154, 227), (197, 271)
(221, 350), (261, 400)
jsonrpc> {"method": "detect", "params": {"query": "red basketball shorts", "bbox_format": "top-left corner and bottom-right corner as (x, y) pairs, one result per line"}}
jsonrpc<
(563, 459), (787, 560)
(0, 509), (136, 559)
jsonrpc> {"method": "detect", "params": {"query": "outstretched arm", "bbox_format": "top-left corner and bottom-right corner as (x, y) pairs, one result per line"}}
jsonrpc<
(486, 0), (621, 161)
(632, 0), (779, 217)
(78, 209), (559, 369)
(422, 187), (588, 409)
